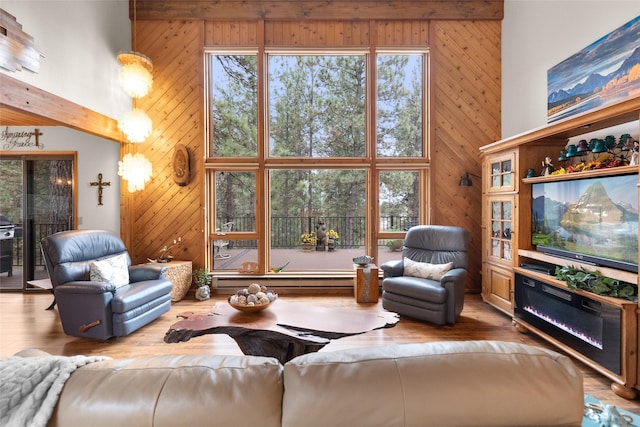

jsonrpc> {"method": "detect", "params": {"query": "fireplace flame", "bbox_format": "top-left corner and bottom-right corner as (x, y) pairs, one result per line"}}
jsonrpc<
(523, 305), (603, 350)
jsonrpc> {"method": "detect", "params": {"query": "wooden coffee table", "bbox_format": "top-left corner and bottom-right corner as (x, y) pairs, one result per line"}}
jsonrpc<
(164, 300), (399, 363)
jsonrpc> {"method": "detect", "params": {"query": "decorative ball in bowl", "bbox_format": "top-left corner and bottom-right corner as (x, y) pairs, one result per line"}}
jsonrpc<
(228, 283), (278, 312)
(353, 255), (373, 267)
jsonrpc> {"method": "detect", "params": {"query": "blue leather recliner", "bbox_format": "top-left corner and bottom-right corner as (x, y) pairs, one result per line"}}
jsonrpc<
(380, 225), (469, 326)
(41, 229), (173, 340)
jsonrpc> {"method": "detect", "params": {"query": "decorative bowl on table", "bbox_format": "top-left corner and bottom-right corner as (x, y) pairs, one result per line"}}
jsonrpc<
(228, 283), (278, 312)
(353, 255), (373, 267)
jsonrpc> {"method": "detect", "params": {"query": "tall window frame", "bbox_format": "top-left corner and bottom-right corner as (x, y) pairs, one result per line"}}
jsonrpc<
(205, 47), (430, 276)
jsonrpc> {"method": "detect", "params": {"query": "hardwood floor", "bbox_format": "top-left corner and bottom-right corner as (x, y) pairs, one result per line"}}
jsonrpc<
(1, 290), (639, 414)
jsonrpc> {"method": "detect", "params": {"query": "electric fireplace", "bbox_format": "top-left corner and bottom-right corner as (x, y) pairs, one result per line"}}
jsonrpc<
(514, 273), (622, 374)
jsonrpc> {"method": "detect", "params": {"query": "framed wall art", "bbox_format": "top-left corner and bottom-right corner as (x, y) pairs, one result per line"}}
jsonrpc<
(547, 15), (640, 123)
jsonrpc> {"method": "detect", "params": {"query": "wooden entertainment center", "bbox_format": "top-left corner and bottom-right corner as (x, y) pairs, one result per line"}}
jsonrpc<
(479, 96), (640, 399)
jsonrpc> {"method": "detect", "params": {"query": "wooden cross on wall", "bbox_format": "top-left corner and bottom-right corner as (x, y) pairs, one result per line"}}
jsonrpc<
(34, 128), (43, 146)
(90, 173), (111, 206)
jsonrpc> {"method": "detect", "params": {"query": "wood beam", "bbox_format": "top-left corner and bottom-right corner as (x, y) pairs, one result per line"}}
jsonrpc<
(0, 74), (121, 142)
(135, 0), (503, 21)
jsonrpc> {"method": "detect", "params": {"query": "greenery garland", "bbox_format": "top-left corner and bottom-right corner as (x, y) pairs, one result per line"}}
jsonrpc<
(554, 266), (637, 303)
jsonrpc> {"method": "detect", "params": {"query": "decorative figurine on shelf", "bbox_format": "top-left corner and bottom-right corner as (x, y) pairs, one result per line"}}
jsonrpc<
(540, 156), (555, 176)
(630, 140), (639, 166)
(316, 219), (328, 251)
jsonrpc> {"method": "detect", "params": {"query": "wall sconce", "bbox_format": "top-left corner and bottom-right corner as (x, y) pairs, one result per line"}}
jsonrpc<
(459, 172), (481, 187)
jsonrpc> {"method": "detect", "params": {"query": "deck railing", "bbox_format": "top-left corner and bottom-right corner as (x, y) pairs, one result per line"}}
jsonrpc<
(216, 215), (418, 248)
(9, 216), (417, 266)
(9, 223), (68, 267)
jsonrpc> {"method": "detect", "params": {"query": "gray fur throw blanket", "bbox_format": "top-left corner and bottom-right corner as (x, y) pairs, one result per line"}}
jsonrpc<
(0, 354), (109, 427)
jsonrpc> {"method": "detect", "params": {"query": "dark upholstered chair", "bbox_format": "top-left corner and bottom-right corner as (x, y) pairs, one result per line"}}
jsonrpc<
(41, 230), (173, 340)
(380, 225), (469, 326)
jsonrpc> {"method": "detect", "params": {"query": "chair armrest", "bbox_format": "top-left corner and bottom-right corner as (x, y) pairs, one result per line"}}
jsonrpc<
(54, 281), (116, 294)
(129, 264), (167, 282)
(440, 268), (466, 285)
(380, 259), (404, 278)
(440, 268), (468, 324)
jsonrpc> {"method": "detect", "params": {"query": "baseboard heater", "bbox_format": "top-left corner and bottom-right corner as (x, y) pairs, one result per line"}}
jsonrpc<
(212, 276), (356, 290)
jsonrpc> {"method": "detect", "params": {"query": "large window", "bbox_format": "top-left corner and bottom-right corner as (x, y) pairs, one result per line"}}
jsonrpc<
(269, 55), (366, 158)
(377, 54), (424, 157)
(206, 50), (428, 275)
(210, 54), (258, 158)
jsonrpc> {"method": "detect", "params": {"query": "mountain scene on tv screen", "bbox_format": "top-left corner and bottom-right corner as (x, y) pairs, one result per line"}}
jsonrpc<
(532, 181), (639, 263)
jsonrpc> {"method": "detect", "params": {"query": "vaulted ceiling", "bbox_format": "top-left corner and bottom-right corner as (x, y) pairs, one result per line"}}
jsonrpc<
(133, 0), (503, 21)
(0, 0), (503, 140)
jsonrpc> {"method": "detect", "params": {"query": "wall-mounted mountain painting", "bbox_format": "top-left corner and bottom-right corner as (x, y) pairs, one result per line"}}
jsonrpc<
(547, 15), (640, 123)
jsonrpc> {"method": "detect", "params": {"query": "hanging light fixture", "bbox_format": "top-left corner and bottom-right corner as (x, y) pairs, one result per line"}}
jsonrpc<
(118, 108), (153, 143)
(116, 0), (153, 192)
(118, 152), (153, 193)
(117, 0), (153, 143)
(117, 51), (153, 98)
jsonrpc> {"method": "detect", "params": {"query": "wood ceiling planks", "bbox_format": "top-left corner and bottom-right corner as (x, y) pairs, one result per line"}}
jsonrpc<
(135, 0), (503, 21)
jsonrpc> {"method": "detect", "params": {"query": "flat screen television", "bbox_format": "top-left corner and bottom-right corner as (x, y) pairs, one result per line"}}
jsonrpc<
(531, 173), (638, 273)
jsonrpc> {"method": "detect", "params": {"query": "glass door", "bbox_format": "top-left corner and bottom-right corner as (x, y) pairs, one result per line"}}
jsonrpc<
(0, 155), (74, 290)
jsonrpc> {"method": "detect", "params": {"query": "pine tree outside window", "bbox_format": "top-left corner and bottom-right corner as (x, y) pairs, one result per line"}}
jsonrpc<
(206, 50), (429, 275)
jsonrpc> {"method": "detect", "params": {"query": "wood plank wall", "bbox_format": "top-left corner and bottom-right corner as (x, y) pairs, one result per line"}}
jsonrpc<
(430, 20), (502, 291)
(127, 17), (501, 293)
(122, 20), (205, 266)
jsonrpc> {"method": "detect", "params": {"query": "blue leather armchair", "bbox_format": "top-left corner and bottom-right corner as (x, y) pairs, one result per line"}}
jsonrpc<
(41, 230), (173, 340)
(380, 225), (469, 326)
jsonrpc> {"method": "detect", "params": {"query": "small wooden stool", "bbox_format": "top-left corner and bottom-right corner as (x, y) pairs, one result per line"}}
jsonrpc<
(354, 264), (379, 303)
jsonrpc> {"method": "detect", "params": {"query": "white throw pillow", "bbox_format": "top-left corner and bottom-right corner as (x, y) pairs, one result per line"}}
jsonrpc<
(90, 253), (130, 288)
(403, 257), (453, 281)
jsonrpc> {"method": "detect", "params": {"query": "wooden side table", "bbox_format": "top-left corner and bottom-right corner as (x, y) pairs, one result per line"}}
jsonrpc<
(354, 264), (379, 303)
(159, 260), (192, 302)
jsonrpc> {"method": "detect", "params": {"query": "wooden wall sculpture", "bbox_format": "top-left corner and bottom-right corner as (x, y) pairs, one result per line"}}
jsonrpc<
(0, 9), (43, 73)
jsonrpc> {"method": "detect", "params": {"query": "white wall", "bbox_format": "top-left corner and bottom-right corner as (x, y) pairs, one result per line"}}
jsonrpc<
(1, 1), (131, 234)
(502, 1), (640, 138)
(3, 126), (121, 233)
(1, 0), (131, 119)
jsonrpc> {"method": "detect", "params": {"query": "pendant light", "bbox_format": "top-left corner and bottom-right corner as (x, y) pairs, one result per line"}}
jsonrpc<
(117, 0), (153, 192)
(118, 0), (153, 143)
(118, 51), (153, 98)
(118, 108), (152, 143)
(118, 151), (153, 193)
